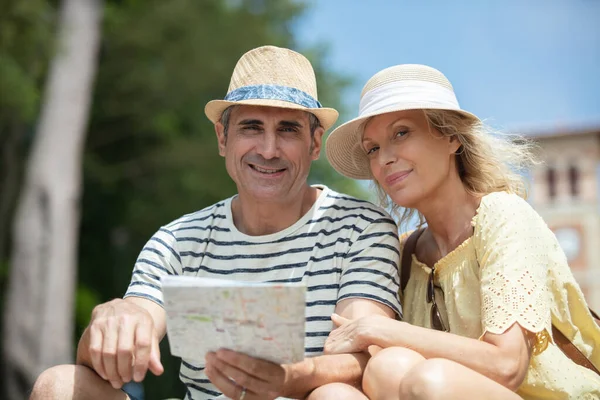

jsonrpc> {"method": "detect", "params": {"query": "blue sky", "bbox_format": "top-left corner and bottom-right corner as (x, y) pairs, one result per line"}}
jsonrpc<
(295, 0), (600, 134)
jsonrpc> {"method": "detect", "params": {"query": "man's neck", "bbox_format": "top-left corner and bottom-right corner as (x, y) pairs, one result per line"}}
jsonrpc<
(232, 185), (321, 236)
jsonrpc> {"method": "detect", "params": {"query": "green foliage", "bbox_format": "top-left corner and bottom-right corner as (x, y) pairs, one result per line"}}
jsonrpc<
(0, 0), (55, 123)
(74, 284), (100, 338)
(0, 260), (8, 316)
(0, 259), (8, 280)
(305, 44), (365, 197)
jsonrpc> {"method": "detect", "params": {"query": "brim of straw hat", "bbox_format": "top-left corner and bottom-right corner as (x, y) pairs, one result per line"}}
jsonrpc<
(325, 104), (480, 180)
(205, 99), (339, 131)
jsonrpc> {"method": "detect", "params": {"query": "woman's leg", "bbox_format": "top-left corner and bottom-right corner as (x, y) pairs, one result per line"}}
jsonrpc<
(362, 347), (426, 400)
(305, 382), (368, 400)
(399, 358), (523, 400)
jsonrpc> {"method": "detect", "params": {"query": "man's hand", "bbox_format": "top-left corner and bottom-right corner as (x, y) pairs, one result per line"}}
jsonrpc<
(78, 298), (164, 389)
(205, 349), (290, 400)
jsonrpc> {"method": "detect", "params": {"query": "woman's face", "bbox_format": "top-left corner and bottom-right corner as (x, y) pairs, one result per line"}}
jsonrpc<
(362, 109), (461, 208)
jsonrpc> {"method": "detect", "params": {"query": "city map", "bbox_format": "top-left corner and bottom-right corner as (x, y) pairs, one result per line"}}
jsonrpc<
(161, 276), (306, 364)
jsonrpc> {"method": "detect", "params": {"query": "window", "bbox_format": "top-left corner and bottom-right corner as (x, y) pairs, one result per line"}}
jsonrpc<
(568, 165), (579, 197)
(547, 167), (557, 200)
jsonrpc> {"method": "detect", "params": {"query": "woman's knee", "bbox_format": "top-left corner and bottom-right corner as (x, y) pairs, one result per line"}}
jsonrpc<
(306, 382), (367, 400)
(363, 347), (425, 400)
(399, 358), (453, 400)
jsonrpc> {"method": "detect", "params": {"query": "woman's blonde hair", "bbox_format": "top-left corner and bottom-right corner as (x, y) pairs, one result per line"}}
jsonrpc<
(372, 109), (538, 229)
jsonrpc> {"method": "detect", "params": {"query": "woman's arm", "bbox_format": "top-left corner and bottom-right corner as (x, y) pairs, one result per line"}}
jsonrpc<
(325, 315), (535, 391)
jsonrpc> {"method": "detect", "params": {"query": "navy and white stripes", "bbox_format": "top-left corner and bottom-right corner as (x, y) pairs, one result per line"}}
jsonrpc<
(124, 185), (401, 399)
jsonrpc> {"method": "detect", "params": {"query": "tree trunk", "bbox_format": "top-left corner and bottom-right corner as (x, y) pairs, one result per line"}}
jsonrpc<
(2, 0), (103, 398)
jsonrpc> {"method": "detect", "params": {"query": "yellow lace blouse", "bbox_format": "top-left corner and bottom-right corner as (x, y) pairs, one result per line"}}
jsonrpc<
(401, 191), (600, 399)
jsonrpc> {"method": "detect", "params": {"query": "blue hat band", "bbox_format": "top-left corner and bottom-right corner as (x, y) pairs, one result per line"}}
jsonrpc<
(224, 84), (322, 109)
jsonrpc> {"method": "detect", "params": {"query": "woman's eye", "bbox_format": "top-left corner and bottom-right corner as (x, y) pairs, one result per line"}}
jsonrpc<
(366, 146), (379, 155)
(395, 130), (408, 138)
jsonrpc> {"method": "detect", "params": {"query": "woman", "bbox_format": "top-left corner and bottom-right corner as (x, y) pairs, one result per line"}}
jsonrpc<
(324, 64), (600, 399)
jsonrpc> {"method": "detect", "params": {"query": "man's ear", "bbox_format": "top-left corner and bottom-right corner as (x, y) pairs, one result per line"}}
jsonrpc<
(310, 126), (325, 160)
(215, 122), (227, 157)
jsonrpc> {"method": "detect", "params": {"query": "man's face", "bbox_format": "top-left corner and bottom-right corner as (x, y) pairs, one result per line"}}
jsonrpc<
(215, 105), (324, 203)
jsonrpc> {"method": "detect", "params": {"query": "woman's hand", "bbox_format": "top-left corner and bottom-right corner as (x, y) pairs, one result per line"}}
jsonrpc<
(324, 313), (391, 354)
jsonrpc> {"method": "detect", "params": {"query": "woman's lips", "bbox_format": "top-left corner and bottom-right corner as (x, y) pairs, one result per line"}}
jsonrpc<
(385, 170), (412, 186)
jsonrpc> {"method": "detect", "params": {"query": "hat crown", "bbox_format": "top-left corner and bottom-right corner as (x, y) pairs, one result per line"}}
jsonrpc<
(361, 64), (454, 97)
(227, 45), (319, 100)
(204, 45), (338, 130)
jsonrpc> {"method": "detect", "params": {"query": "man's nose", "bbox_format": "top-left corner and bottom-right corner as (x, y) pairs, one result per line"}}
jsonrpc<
(256, 131), (279, 159)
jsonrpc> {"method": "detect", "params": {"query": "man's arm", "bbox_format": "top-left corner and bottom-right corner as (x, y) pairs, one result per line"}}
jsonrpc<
(76, 297), (167, 388)
(281, 297), (395, 397)
(335, 296), (396, 320)
(77, 224), (181, 389)
(282, 211), (402, 397)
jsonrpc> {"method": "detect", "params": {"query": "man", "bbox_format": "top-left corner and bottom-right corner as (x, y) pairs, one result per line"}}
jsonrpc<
(30, 46), (401, 400)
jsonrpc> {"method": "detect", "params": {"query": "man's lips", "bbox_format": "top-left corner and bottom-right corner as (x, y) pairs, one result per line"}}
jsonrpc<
(385, 170), (412, 186)
(249, 164), (286, 174)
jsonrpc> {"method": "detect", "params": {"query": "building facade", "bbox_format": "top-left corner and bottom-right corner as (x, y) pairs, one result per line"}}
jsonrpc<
(528, 127), (600, 311)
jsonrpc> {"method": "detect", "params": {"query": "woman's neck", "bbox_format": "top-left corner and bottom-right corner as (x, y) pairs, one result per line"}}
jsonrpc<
(417, 179), (481, 258)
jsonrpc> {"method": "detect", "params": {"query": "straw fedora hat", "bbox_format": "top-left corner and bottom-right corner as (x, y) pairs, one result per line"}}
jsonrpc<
(326, 64), (479, 179)
(205, 45), (339, 130)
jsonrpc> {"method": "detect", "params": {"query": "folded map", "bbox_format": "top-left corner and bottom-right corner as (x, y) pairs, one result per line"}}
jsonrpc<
(161, 276), (306, 364)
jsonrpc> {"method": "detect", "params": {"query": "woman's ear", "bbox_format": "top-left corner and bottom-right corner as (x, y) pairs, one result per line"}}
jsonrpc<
(448, 135), (462, 155)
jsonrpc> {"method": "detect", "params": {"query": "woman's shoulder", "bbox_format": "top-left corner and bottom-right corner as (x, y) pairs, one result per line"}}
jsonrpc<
(477, 191), (540, 222)
(480, 190), (527, 208)
(474, 191), (551, 240)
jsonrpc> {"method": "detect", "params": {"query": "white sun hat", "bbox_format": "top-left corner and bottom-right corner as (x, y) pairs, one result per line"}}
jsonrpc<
(205, 45), (339, 131)
(325, 64), (479, 179)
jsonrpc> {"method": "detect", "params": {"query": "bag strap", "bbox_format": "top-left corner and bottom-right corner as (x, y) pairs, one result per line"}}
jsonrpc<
(552, 324), (599, 375)
(400, 227), (425, 292)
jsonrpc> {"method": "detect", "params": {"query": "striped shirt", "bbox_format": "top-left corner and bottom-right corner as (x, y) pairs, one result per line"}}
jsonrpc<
(125, 185), (401, 399)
